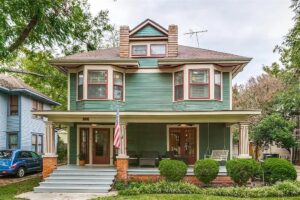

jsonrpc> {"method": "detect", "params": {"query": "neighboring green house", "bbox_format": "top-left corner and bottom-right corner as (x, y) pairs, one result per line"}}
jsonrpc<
(34, 19), (260, 187)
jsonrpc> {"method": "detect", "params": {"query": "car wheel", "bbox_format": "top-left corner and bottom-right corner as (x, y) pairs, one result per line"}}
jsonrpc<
(16, 167), (26, 178)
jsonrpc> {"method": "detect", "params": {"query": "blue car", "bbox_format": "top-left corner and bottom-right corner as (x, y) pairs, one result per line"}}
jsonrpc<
(0, 150), (42, 178)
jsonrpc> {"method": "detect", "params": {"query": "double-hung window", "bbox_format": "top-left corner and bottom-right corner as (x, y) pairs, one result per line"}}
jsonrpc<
(77, 71), (84, 100)
(214, 70), (221, 100)
(189, 69), (209, 99)
(113, 71), (123, 100)
(32, 134), (43, 154)
(9, 96), (18, 115)
(7, 133), (18, 149)
(174, 71), (184, 100)
(88, 70), (108, 99)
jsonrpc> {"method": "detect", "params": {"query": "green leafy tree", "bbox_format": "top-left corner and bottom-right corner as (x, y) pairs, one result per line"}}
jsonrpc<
(0, 0), (114, 60)
(251, 113), (296, 152)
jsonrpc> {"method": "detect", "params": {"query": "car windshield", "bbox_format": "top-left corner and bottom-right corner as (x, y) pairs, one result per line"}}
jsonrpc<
(0, 150), (13, 159)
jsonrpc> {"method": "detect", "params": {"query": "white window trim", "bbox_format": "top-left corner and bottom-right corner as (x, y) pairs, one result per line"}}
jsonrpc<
(129, 41), (168, 57)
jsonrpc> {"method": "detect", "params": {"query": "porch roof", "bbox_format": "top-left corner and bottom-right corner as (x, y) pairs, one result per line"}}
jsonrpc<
(33, 110), (260, 123)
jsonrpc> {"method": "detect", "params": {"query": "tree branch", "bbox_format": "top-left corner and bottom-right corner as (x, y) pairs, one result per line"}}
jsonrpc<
(8, 14), (39, 53)
(0, 67), (44, 77)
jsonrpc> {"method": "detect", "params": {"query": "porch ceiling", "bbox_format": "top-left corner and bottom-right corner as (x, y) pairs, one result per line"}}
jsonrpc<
(33, 110), (260, 124)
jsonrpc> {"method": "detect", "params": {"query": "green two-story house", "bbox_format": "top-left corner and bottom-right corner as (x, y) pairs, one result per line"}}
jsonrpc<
(34, 19), (260, 183)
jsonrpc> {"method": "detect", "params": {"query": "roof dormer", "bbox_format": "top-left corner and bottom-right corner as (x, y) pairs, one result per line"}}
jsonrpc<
(119, 19), (178, 58)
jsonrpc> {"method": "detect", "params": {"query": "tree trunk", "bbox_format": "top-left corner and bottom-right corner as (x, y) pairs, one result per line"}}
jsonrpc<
(8, 14), (39, 53)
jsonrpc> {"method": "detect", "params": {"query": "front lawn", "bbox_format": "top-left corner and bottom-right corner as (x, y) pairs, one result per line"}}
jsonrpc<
(97, 194), (300, 200)
(0, 177), (40, 200)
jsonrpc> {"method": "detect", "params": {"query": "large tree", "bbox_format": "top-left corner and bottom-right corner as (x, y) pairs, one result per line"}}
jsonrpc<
(0, 0), (117, 109)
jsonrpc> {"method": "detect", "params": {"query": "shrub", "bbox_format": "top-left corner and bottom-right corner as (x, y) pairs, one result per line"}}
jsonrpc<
(262, 158), (297, 184)
(226, 159), (261, 186)
(119, 181), (201, 195)
(159, 159), (187, 182)
(194, 159), (219, 184)
(114, 181), (126, 191)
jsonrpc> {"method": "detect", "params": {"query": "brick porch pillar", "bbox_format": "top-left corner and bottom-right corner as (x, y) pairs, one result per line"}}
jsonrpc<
(116, 123), (129, 181)
(238, 122), (251, 158)
(42, 121), (57, 178)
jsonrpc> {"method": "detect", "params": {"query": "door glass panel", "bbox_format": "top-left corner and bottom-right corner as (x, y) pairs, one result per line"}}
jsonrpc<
(169, 129), (181, 156)
(94, 130), (109, 157)
(80, 128), (89, 162)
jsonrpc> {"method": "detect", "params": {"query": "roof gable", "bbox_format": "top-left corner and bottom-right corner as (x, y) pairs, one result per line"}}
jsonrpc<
(130, 19), (168, 37)
(132, 24), (166, 37)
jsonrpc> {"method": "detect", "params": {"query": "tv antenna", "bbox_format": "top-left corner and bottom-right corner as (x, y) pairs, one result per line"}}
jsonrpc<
(184, 29), (208, 47)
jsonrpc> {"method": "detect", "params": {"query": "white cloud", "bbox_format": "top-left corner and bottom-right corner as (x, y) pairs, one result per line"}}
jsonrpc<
(88, 0), (294, 84)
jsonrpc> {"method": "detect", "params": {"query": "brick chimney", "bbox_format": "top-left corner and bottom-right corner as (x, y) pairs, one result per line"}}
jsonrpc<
(119, 26), (130, 58)
(167, 25), (178, 57)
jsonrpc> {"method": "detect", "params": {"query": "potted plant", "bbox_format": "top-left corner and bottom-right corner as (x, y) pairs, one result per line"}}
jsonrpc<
(79, 153), (86, 166)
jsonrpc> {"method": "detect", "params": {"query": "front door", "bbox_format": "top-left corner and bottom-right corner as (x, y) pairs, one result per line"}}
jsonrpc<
(93, 128), (110, 164)
(169, 127), (197, 165)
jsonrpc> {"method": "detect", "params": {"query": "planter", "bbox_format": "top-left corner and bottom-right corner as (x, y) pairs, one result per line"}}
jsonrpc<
(79, 160), (86, 166)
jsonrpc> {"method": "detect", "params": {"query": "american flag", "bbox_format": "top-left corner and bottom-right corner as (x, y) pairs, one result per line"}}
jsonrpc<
(113, 108), (121, 149)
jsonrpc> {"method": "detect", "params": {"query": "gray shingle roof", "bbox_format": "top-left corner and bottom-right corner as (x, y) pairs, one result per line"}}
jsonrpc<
(0, 74), (59, 105)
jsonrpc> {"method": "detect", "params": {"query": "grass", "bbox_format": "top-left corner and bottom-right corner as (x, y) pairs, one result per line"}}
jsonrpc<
(96, 194), (300, 200)
(0, 177), (41, 200)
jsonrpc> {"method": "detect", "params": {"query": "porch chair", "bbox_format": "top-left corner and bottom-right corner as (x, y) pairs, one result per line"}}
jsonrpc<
(139, 151), (160, 167)
(209, 150), (229, 164)
(127, 151), (139, 166)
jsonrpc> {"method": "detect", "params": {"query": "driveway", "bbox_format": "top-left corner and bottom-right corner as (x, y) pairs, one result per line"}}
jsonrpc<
(0, 173), (41, 186)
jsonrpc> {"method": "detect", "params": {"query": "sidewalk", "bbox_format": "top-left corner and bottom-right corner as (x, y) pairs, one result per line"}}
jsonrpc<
(16, 191), (117, 200)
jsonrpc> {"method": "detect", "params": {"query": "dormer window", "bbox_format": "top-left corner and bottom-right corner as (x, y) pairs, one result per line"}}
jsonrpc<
(150, 44), (166, 56)
(132, 45), (147, 56)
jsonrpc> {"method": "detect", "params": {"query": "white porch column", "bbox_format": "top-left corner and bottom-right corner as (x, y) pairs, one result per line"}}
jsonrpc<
(118, 123), (128, 157)
(238, 122), (251, 158)
(43, 121), (57, 178)
(45, 121), (56, 156)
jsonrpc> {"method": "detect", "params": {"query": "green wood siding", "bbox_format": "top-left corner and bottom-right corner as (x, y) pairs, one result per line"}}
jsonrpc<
(133, 25), (165, 37)
(138, 59), (158, 68)
(69, 125), (77, 164)
(69, 73), (77, 110)
(126, 123), (230, 159)
(69, 72), (230, 111)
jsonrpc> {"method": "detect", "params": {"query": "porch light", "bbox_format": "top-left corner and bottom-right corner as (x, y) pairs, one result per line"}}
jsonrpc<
(178, 123), (193, 127)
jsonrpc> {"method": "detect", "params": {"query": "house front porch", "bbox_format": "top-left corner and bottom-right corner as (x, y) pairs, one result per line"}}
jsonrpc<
(33, 110), (260, 181)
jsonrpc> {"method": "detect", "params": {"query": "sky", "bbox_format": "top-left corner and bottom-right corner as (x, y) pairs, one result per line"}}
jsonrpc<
(88, 0), (295, 84)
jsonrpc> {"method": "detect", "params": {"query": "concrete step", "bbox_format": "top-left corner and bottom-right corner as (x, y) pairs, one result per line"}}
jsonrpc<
(56, 168), (116, 173)
(52, 171), (116, 175)
(44, 178), (113, 184)
(40, 182), (112, 187)
(34, 186), (110, 193)
(50, 174), (115, 179)
(45, 176), (114, 181)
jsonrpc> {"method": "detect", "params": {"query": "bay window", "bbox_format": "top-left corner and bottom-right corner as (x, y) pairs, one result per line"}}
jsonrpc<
(132, 45), (147, 56)
(78, 71), (83, 100)
(150, 44), (166, 56)
(113, 71), (123, 100)
(189, 69), (209, 99)
(174, 71), (184, 100)
(88, 70), (107, 99)
(214, 70), (221, 100)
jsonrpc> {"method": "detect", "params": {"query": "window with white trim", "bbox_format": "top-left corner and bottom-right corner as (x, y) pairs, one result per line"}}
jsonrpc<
(150, 44), (166, 56)
(174, 71), (184, 100)
(77, 71), (84, 100)
(9, 95), (18, 115)
(132, 45), (147, 56)
(214, 70), (221, 100)
(113, 71), (123, 100)
(189, 69), (209, 99)
(87, 70), (108, 99)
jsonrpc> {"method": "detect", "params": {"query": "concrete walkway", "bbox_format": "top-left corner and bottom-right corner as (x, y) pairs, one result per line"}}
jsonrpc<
(16, 191), (117, 200)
